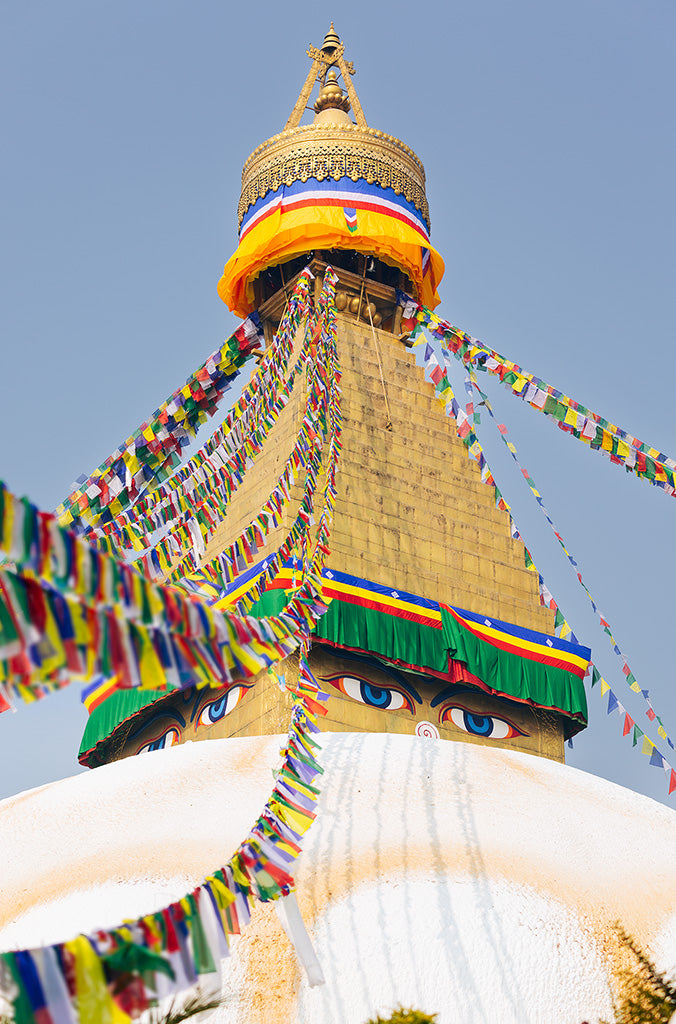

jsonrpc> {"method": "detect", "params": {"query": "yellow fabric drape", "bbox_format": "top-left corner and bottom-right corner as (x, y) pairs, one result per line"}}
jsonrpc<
(218, 203), (444, 316)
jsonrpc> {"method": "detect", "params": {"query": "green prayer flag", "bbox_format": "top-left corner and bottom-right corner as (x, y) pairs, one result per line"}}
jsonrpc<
(0, 953), (34, 1024)
(102, 943), (175, 980)
(186, 894), (217, 975)
(0, 587), (19, 650)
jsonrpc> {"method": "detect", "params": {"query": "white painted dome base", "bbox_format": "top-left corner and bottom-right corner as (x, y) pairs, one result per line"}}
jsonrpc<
(1, 733), (675, 1024)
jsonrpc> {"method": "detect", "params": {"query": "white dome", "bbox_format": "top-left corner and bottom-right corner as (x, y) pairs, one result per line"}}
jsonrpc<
(1, 733), (675, 1023)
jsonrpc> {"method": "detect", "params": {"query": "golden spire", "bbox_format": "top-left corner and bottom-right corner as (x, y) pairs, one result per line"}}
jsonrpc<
(321, 22), (341, 53)
(221, 27), (440, 316)
(283, 24), (367, 130)
(236, 26), (430, 240)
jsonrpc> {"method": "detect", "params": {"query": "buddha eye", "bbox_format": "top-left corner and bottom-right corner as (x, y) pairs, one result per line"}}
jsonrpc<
(137, 727), (181, 754)
(198, 685), (249, 727)
(321, 675), (415, 714)
(441, 705), (525, 740)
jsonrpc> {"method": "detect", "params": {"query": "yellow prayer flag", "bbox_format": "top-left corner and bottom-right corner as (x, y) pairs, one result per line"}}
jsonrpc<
(641, 736), (655, 757)
(138, 629), (166, 690)
(600, 678), (610, 696)
(207, 875), (237, 909)
(110, 1001), (132, 1024)
(276, 803), (312, 833)
(231, 859), (251, 891)
(1, 494), (14, 555)
(65, 936), (114, 1024)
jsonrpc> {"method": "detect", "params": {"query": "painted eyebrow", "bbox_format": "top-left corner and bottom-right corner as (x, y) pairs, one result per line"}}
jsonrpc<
(328, 649), (422, 701)
(389, 676), (422, 704)
(128, 707), (187, 740)
(430, 686), (475, 708)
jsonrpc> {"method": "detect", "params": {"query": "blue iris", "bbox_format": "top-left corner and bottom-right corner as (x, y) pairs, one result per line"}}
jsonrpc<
(204, 696), (228, 723)
(463, 712), (493, 736)
(360, 683), (392, 708)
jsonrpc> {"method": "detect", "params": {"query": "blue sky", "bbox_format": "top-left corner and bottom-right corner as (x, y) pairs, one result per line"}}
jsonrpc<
(1, 0), (674, 806)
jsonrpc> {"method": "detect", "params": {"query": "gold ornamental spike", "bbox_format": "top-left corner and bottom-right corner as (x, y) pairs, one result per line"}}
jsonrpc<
(314, 69), (351, 116)
(284, 26), (367, 130)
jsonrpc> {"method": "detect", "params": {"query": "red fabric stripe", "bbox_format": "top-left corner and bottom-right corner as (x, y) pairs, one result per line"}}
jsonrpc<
(240, 193), (429, 243)
(86, 681), (120, 713)
(444, 605), (586, 678)
(321, 585), (442, 628)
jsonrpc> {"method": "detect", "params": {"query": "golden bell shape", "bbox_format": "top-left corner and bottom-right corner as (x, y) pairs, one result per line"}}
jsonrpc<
(321, 22), (341, 52)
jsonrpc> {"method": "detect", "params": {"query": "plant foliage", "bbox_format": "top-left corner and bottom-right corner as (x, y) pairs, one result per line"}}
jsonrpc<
(148, 993), (224, 1024)
(599, 925), (676, 1024)
(364, 1008), (438, 1024)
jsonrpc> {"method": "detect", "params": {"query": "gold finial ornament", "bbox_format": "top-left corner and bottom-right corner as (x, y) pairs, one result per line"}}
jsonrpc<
(219, 28), (445, 316)
(240, 30), (429, 229)
(321, 22), (341, 53)
(313, 70), (351, 115)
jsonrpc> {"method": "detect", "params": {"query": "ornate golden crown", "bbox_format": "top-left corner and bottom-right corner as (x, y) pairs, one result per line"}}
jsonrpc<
(237, 25), (431, 233)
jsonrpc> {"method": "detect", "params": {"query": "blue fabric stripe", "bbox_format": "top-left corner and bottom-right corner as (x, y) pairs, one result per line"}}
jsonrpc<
(207, 555), (589, 663)
(240, 176), (428, 235)
(455, 606), (590, 660)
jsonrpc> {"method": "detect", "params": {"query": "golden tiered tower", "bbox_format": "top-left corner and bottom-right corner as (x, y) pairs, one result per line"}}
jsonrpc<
(80, 27), (587, 769)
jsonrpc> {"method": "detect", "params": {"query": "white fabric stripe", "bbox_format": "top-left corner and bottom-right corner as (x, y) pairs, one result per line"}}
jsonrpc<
(241, 186), (429, 240)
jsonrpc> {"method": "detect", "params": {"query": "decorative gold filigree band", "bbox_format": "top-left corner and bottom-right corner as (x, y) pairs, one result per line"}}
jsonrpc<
(238, 137), (431, 232)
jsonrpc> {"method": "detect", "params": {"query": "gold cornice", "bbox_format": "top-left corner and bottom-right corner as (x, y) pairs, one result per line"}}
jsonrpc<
(238, 124), (430, 232)
(243, 123), (424, 175)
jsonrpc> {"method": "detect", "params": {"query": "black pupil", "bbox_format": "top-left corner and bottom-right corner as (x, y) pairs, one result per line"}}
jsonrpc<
(361, 683), (391, 708)
(464, 712), (493, 736)
(209, 697), (227, 721)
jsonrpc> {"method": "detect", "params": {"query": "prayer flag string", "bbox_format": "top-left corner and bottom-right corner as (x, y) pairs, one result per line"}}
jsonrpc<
(86, 271), (314, 556)
(0, 268), (343, 1024)
(457, 357), (676, 760)
(112, 307), (318, 579)
(55, 315), (266, 532)
(398, 292), (676, 497)
(410, 321), (676, 800)
(0, 657), (328, 1023)
(0, 271), (341, 713)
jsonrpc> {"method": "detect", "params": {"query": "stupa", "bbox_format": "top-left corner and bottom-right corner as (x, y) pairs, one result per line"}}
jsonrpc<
(1, 26), (675, 1024)
(78, 24), (588, 773)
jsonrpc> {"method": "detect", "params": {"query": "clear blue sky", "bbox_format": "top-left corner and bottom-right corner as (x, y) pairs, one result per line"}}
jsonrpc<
(1, 0), (674, 806)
